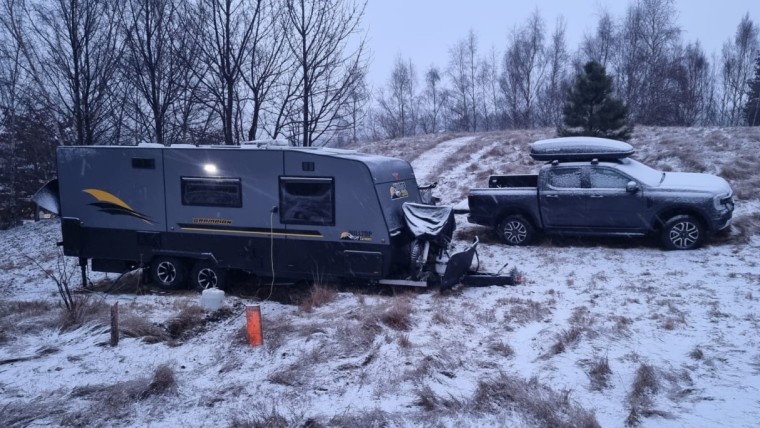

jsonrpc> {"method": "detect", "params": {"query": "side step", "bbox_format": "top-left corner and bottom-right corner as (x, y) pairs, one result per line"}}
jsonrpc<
(378, 279), (428, 288)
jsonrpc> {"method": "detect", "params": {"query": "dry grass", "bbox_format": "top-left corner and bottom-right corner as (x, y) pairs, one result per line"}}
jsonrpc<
(120, 315), (170, 344)
(59, 296), (110, 331)
(0, 399), (67, 428)
(403, 352), (457, 383)
(66, 364), (177, 425)
(378, 295), (414, 331)
(724, 212), (760, 243)
(501, 297), (553, 325)
(472, 373), (600, 428)
(267, 362), (310, 387)
(230, 406), (295, 428)
(298, 284), (338, 313)
(588, 356), (612, 390)
(489, 340), (515, 358)
(548, 327), (585, 355)
(626, 363), (660, 426)
(0, 300), (59, 343)
(689, 346), (704, 360)
(414, 384), (465, 412)
(165, 304), (207, 339)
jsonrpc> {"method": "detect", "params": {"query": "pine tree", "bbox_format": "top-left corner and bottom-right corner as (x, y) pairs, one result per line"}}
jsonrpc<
(558, 61), (633, 141)
(744, 56), (760, 126)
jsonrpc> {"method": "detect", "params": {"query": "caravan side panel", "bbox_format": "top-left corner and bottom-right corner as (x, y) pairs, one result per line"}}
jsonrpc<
(161, 148), (285, 272)
(57, 146), (166, 261)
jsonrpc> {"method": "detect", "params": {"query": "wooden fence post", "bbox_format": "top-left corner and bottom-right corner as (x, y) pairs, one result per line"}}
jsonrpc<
(110, 302), (119, 347)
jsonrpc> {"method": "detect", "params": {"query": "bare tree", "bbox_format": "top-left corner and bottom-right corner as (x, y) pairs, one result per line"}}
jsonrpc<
(31, 0), (125, 146)
(121, 0), (194, 145)
(672, 41), (715, 125)
(501, 9), (547, 128)
(719, 13), (759, 125)
(616, 0), (682, 124)
(537, 17), (569, 127)
(582, 10), (617, 69)
(447, 35), (475, 131)
(419, 65), (443, 134)
(238, 0), (288, 141)
(191, 0), (262, 145)
(377, 55), (417, 138)
(283, 0), (367, 146)
(343, 68), (369, 143)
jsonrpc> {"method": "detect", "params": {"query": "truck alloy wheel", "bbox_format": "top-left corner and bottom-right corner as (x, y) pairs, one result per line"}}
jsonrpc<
(191, 262), (226, 290)
(150, 257), (187, 289)
(662, 215), (703, 250)
(497, 215), (534, 246)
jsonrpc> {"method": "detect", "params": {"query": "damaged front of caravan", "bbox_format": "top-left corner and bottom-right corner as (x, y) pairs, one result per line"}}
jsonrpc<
(37, 144), (461, 289)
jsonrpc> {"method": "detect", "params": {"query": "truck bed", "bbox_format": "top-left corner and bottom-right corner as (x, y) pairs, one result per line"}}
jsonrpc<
(488, 175), (538, 188)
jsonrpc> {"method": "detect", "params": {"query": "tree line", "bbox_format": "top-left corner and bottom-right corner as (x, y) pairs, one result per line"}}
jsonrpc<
(0, 0), (759, 227)
(0, 0), (367, 226)
(369, 1), (760, 140)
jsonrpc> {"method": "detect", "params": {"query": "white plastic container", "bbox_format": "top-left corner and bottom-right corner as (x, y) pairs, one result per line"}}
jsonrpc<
(200, 288), (225, 311)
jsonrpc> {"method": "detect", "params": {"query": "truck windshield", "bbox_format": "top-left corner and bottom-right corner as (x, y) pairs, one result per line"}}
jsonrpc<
(616, 158), (664, 186)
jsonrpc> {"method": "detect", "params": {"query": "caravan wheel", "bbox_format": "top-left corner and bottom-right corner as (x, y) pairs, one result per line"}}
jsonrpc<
(190, 262), (226, 290)
(150, 257), (187, 289)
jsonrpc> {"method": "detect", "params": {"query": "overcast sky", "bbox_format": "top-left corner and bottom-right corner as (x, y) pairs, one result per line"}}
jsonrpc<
(363, 0), (757, 89)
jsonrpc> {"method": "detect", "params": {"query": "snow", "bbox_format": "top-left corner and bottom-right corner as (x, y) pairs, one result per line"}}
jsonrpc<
(2, 127), (760, 427)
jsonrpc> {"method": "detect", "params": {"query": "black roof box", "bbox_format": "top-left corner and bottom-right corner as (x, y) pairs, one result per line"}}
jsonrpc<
(530, 137), (634, 161)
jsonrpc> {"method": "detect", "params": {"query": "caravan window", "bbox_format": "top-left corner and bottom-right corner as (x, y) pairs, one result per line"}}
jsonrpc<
(279, 177), (334, 226)
(181, 177), (242, 207)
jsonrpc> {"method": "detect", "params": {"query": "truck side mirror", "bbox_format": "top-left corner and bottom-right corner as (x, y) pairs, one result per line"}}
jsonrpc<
(626, 181), (639, 193)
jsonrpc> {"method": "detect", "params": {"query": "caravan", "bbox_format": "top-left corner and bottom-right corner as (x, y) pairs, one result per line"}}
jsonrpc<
(35, 142), (517, 290)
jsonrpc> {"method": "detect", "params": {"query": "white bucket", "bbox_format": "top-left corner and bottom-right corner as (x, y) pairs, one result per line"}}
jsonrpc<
(200, 288), (225, 311)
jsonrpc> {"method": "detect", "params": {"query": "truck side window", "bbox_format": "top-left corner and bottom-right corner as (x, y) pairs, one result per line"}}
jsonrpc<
(279, 177), (334, 226)
(548, 168), (582, 188)
(590, 169), (630, 189)
(181, 177), (242, 207)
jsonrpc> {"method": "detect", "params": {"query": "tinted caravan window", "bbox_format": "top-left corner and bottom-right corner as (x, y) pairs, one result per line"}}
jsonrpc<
(279, 177), (334, 226)
(181, 177), (242, 207)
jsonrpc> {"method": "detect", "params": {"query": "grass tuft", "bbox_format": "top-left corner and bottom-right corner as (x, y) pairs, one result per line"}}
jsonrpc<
(472, 372), (600, 428)
(588, 356), (612, 390)
(298, 284), (338, 313)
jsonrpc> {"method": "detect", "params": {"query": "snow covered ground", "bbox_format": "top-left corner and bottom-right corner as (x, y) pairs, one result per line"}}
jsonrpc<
(1, 127), (760, 427)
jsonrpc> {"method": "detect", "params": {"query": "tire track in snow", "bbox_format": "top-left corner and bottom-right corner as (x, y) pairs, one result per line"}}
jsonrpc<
(410, 136), (477, 184)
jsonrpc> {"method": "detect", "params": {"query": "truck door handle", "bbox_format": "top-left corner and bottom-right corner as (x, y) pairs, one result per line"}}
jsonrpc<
(590, 195), (604, 198)
(545, 195), (559, 199)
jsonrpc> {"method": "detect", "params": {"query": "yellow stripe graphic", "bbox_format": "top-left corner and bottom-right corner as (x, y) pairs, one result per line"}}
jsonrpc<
(83, 189), (135, 212)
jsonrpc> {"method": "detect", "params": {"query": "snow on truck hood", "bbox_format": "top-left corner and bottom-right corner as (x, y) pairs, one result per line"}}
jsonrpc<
(657, 172), (732, 194)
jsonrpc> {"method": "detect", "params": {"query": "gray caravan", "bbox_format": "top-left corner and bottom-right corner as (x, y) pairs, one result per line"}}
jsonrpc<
(36, 142), (508, 290)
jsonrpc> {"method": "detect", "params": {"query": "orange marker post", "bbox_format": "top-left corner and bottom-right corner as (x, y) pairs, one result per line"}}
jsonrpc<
(246, 305), (263, 347)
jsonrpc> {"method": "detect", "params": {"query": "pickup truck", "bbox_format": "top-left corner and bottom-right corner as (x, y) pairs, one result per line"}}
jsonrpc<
(467, 137), (734, 250)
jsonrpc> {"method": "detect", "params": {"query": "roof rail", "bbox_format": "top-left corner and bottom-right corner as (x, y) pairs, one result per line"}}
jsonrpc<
(240, 139), (290, 149)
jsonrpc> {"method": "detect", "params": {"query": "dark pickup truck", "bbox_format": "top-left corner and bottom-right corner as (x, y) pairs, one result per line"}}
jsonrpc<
(467, 137), (734, 250)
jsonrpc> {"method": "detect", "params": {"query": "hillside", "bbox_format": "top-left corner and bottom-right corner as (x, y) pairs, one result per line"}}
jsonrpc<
(1, 127), (759, 427)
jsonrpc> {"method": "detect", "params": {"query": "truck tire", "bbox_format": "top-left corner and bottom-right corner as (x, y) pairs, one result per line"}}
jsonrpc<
(190, 261), (226, 290)
(497, 215), (535, 246)
(661, 215), (704, 250)
(150, 257), (187, 289)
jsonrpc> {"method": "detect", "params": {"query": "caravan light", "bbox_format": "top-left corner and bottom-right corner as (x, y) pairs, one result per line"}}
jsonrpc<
(203, 163), (218, 174)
